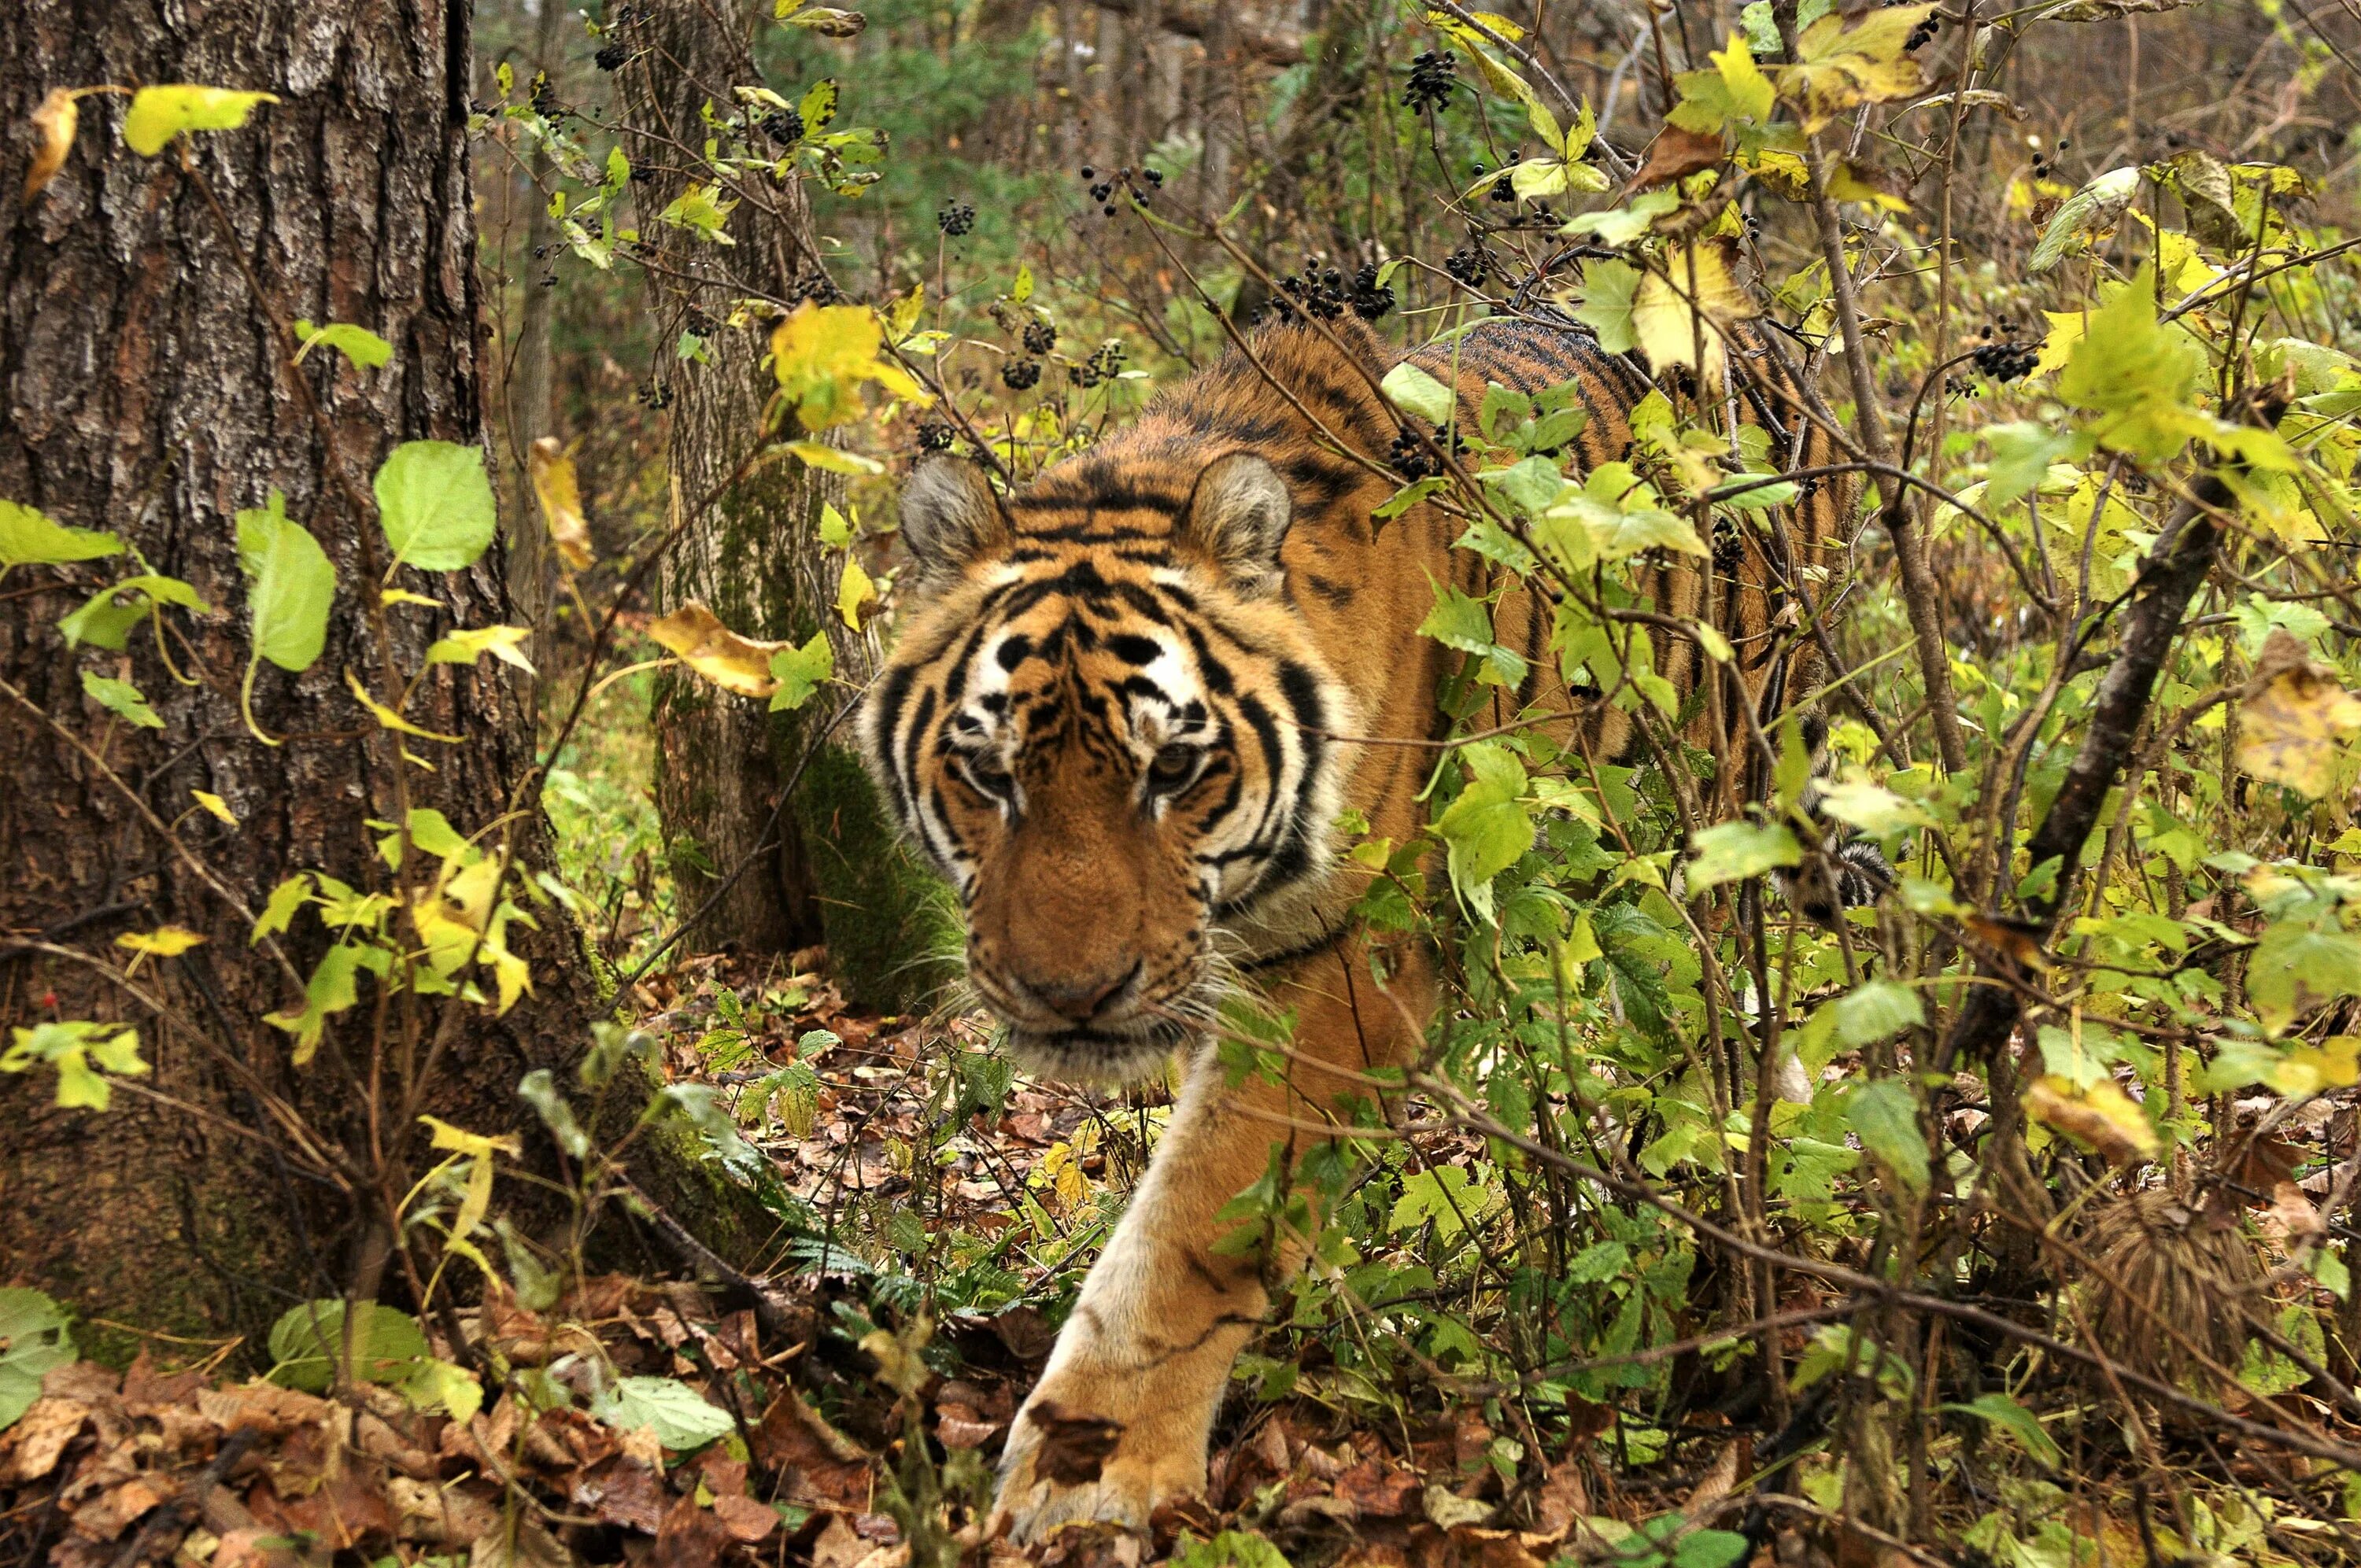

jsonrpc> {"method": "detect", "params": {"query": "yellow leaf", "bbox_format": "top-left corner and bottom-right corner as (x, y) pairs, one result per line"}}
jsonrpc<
(836, 558), (877, 631)
(192, 790), (238, 825)
(121, 85), (279, 157)
(770, 301), (932, 430)
(782, 439), (884, 475)
(646, 601), (785, 698)
(527, 437), (594, 571)
(380, 588), (440, 608)
(419, 1115), (521, 1241)
(886, 282), (926, 342)
(2271, 1036), (2361, 1098)
(116, 925), (207, 958)
(24, 88), (77, 200)
(1776, 5), (1931, 131)
(344, 669), (461, 743)
(2237, 630), (2361, 799)
(426, 624), (536, 673)
(1632, 242), (1757, 379)
(2023, 1074), (2159, 1165)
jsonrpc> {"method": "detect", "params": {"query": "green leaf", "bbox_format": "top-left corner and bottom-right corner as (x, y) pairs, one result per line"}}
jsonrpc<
(2, 1021), (147, 1111)
(1669, 33), (1775, 134)
(121, 85), (279, 156)
(0, 1289), (77, 1432)
(254, 873), (313, 945)
(2028, 166), (2141, 274)
(518, 1068), (590, 1160)
(293, 319), (393, 370)
(374, 441), (497, 572)
(1675, 1531), (1753, 1568)
(1686, 821), (1800, 892)
(1944, 1393), (2060, 1469)
(1568, 259), (1642, 352)
(0, 500), (121, 571)
(2247, 922), (2361, 1035)
(236, 490), (335, 673)
(1380, 362), (1457, 426)
(265, 1300), (430, 1393)
(1831, 980), (1923, 1046)
(767, 633), (834, 712)
(59, 574), (208, 651)
(589, 1374), (738, 1451)
(1845, 1079), (1929, 1193)
(1434, 743), (1533, 910)
(80, 670), (162, 728)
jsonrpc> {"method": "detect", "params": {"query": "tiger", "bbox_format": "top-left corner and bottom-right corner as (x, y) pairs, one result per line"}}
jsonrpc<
(859, 304), (1854, 1540)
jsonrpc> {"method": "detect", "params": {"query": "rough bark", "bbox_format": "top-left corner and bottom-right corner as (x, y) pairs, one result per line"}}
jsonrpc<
(615, 0), (953, 1008)
(0, 0), (752, 1357)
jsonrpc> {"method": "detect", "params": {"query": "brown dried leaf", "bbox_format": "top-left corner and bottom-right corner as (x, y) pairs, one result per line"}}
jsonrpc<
(753, 1389), (873, 1511)
(713, 1492), (782, 1543)
(571, 1455), (669, 1534)
(0, 1397), (93, 1483)
(648, 601), (786, 699)
(1333, 1458), (1422, 1519)
(1628, 124), (1724, 190)
(24, 88), (77, 200)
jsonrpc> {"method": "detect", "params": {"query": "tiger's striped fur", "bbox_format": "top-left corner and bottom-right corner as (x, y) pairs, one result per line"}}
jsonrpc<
(860, 311), (1852, 1539)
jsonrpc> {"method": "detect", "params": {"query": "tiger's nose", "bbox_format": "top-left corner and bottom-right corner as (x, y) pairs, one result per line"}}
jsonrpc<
(1029, 961), (1139, 1023)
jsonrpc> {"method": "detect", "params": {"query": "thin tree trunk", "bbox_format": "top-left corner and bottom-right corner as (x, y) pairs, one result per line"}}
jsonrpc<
(1198, 0), (1237, 216)
(615, 0), (954, 1005)
(0, 0), (752, 1354)
(504, 0), (567, 645)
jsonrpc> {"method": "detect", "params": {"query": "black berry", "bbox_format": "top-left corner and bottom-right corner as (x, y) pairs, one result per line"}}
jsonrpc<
(1350, 262), (1396, 321)
(1001, 358), (1041, 391)
(1022, 319), (1055, 355)
(1404, 50), (1456, 113)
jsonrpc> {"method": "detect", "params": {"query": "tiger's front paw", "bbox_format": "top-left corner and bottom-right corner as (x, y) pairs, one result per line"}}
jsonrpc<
(988, 1397), (1209, 1544)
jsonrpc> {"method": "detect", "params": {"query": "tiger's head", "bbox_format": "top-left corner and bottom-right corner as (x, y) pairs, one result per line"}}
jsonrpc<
(860, 448), (1360, 1080)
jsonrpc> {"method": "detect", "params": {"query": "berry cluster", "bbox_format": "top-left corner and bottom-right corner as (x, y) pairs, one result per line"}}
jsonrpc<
(528, 72), (566, 122)
(635, 378), (672, 410)
(2029, 136), (2071, 181)
(1403, 50), (1456, 113)
(1269, 264), (1350, 323)
(1078, 164), (1162, 217)
(755, 105), (804, 145)
(593, 42), (629, 72)
(916, 421), (955, 452)
(1000, 357), (1042, 391)
(1471, 160), (1517, 204)
(1903, 9), (1939, 50)
(1070, 341), (1126, 389)
(1445, 240), (1490, 288)
(1022, 319), (1056, 355)
(1971, 340), (2038, 382)
(937, 200), (976, 236)
(1350, 261), (1396, 321)
(1388, 423), (1461, 479)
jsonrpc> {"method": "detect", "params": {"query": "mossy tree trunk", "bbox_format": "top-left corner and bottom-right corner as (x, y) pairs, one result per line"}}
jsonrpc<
(0, 0), (757, 1360)
(615, 0), (953, 1010)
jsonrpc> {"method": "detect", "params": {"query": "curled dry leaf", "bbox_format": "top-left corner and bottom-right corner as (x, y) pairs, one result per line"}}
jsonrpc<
(646, 602), (787, 699)
(528, 437), (594, 571)
(24, 89), (77, 200)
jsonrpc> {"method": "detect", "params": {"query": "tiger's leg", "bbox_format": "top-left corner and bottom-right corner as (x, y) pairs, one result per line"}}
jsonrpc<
(989, 935), (1433, 1541)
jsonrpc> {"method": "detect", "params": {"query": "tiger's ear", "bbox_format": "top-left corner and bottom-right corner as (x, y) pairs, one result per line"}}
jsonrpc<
(898, 456), (1009, 584)
(1179, 452), (1292, 596)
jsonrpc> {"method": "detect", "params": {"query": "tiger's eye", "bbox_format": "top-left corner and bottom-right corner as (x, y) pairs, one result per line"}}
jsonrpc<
(1148, 743), (1196, 786)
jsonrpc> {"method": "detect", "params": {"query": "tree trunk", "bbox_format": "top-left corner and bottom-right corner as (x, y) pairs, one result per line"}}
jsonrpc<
(615, 0), (954, 1009)
(501, 0), (567, 646)
(0, 0), (755, 1360)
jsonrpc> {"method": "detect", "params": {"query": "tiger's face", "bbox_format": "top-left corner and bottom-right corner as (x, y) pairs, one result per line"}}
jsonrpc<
(862, 452), (1358, 1080)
